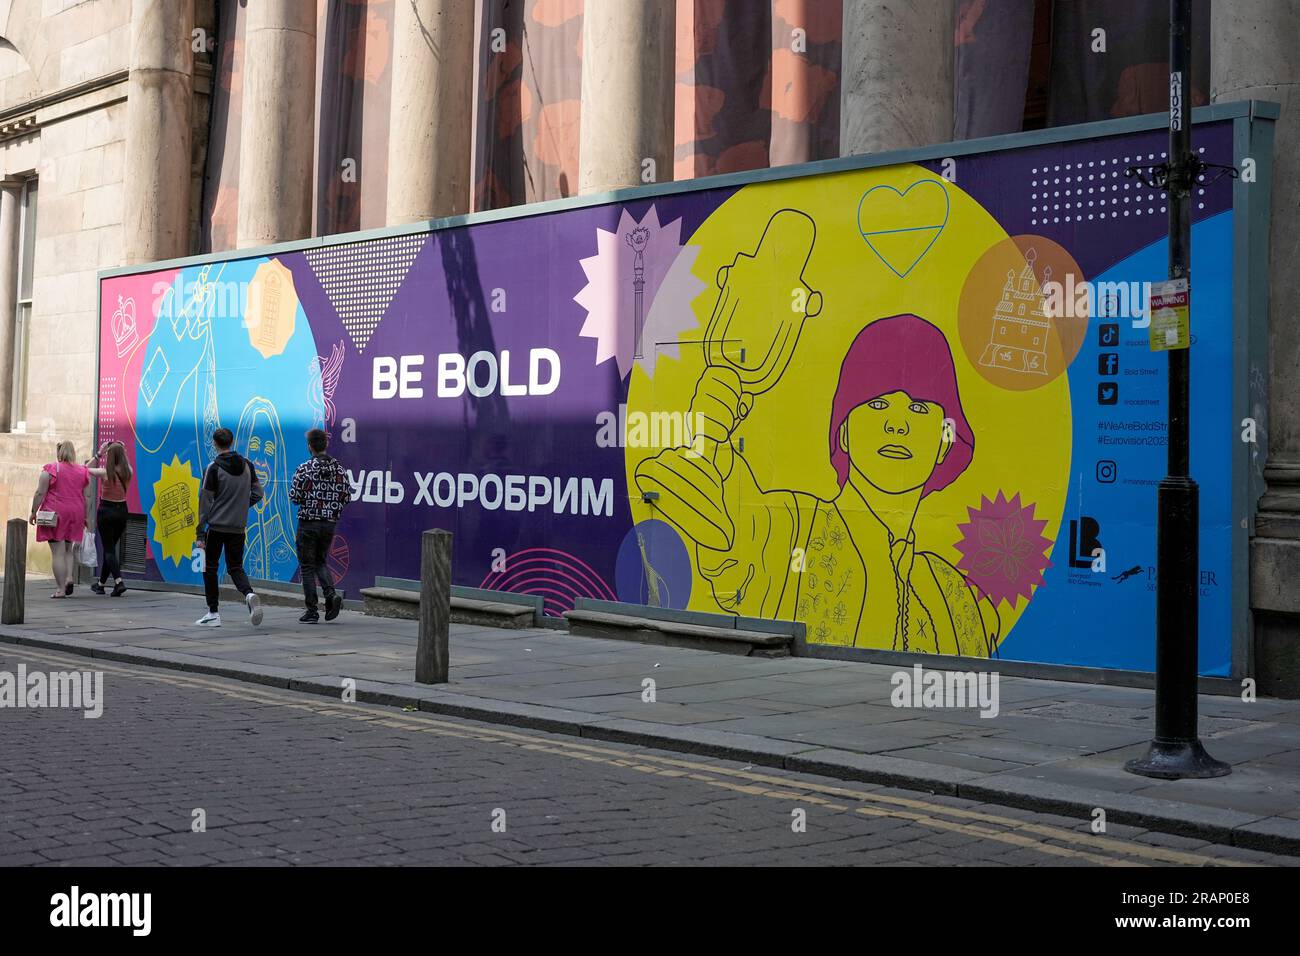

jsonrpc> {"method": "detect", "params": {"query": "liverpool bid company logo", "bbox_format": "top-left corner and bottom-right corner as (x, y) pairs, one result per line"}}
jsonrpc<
(1068, 517), (1103, 570)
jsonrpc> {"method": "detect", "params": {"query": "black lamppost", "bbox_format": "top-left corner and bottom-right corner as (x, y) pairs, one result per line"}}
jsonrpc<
(1123, 0), (1230, 779)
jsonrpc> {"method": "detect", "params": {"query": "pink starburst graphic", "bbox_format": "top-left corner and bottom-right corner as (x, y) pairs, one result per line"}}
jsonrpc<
(573, 206), (702, 379)
(953, 491), (1053, 608)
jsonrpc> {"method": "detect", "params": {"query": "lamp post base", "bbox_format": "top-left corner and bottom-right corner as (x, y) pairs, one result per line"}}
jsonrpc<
(1124, 738), (1232, 779)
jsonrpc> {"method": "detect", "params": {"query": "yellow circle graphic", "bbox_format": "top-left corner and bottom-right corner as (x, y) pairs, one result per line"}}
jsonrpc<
(957, 234), (1089, 391)
(626, 165), (1072, 654)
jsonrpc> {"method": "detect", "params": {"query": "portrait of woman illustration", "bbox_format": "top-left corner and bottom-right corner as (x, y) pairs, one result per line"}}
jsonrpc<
(235, 397), (298, 582)
(675, 313), (1000, 656)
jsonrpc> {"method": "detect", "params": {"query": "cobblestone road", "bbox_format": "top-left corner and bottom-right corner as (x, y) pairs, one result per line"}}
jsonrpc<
(0, 646), (1293, 867)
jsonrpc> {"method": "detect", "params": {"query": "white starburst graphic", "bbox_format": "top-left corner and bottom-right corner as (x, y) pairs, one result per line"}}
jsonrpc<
(573, 206), (704, 379)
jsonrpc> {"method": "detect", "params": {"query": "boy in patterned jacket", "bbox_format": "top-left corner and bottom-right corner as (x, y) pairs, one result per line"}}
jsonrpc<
(288, 428), (351, 623)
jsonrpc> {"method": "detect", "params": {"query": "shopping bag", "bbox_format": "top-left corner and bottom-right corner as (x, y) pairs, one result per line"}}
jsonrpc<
(78, 529), (98, 568)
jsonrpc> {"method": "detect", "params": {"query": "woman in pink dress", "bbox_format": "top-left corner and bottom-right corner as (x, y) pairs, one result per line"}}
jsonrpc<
(29, 440), (96, 598)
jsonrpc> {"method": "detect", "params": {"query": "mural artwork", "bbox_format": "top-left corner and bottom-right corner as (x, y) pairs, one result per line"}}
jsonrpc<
(100, 119), (1241, 674)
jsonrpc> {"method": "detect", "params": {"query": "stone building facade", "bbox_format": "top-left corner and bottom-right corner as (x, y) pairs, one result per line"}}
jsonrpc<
(0, 0), (215, 564)
(0, 0), (1297, 691)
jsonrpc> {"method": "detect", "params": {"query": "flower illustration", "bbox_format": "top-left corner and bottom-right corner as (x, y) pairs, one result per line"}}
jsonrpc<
(953, 491), (1053, 608)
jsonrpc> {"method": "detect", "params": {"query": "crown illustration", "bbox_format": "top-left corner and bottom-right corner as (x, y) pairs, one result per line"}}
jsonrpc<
(112, 294), (138, 358)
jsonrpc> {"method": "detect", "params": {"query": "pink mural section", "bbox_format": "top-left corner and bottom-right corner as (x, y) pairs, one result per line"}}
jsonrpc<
(97, 269), (176, 516)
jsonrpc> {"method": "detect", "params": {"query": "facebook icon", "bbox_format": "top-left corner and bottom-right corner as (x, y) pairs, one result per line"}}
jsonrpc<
(1098, 352), (1119, 375)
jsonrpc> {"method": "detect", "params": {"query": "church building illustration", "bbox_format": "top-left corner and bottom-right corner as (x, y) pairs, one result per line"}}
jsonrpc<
(979, 248), (1050, 376)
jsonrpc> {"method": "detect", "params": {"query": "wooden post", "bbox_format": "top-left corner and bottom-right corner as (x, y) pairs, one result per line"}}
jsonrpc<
(416, 529), (452, 684)
(3, 518), (27, 625)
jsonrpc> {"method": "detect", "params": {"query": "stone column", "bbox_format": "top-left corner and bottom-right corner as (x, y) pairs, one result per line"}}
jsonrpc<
(840, 0), (953, 156)
(577, 0), (675, 195)
(122, 0), (194, 265)
(0, 182), (20, 431)
(237, 0), (316, 248)
(1213, 0), (1300, 696)
(386, 0), (476, 224)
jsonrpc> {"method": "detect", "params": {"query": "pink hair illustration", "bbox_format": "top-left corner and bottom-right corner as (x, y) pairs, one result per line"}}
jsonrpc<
(828, 313), (974, 497)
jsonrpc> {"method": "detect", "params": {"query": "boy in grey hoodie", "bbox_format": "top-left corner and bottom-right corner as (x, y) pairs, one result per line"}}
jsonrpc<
(194, 427), (265, 627)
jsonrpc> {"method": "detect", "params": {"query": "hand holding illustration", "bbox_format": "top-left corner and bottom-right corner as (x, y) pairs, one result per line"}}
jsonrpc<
(636, 363), (754, 551)
(704, 208), (822, 392)
(687, 365), (752, 466)
(692, 448), (802, 619)
(636, 208), (820, 554)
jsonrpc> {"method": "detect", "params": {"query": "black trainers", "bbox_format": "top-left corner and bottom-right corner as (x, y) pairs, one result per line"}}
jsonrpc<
(324, 593), (342, 622)
(299, 610), (320, 624)
(111, 581), (127, 597)
(90, 583), (106, 595)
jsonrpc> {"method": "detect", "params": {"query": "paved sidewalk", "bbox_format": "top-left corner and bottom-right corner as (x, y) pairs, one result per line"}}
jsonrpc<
(3, 579), (1299, 854)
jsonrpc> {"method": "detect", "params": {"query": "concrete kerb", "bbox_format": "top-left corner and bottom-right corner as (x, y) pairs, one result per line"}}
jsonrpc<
(2, 625), (1297, 858)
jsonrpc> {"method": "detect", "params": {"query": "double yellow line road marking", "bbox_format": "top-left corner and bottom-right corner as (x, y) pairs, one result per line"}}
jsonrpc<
(6, 645), (1254, 867)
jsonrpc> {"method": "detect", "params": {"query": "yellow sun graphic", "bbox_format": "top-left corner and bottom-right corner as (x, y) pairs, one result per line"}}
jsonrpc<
(150, 455), (200, 566)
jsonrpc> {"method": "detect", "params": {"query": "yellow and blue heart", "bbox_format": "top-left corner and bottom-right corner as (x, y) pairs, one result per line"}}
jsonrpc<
(857, 179), (950, 278)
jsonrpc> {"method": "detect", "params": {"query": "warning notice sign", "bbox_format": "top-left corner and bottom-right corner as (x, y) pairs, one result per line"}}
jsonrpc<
(1149, 277), (1190, 351)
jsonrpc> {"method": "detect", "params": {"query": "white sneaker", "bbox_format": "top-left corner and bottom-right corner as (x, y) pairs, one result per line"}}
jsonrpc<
(195, 612), (222, 627)
(247, 592), (263, 626)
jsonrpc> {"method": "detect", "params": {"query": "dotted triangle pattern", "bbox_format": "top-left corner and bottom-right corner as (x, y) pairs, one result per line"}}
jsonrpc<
(303, 233), (428, 353)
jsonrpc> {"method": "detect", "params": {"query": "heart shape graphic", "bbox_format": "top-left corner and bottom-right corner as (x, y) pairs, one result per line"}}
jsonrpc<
(857, 179), (950, 278)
